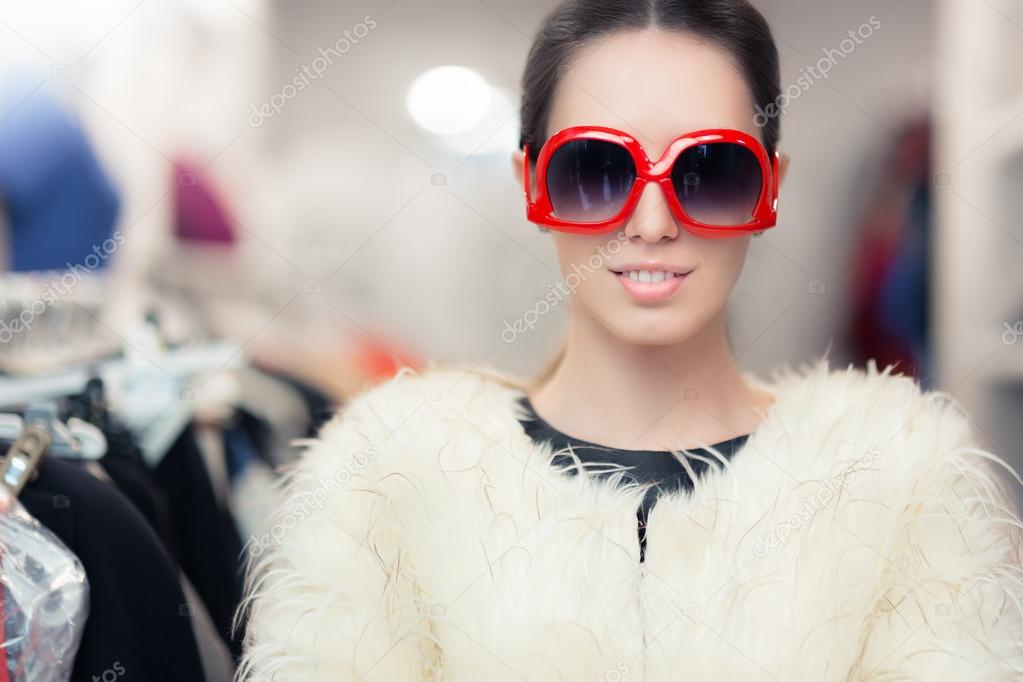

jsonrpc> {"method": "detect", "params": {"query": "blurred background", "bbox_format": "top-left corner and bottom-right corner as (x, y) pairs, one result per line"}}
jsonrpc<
(0, 0), (1020, 673)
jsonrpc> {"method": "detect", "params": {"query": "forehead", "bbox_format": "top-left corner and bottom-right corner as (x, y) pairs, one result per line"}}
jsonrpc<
(546, 28), (758, 154)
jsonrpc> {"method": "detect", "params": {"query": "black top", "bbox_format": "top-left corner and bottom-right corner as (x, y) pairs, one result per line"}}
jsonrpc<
(20, 457), (207, 682)
(516, 396), (749, 562)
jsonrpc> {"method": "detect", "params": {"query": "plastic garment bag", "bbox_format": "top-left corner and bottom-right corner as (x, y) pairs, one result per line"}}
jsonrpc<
(0, 489), (88, 681)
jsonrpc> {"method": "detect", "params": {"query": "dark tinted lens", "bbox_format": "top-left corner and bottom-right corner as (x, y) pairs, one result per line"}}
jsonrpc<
(545, 139), (636, 223)
(672, 143), (762, 226)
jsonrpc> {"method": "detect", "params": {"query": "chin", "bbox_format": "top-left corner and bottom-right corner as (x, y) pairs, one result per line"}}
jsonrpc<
(602, 307), (705, 347)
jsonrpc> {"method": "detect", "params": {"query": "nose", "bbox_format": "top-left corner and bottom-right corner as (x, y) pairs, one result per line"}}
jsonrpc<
(623, 181), (679, 243)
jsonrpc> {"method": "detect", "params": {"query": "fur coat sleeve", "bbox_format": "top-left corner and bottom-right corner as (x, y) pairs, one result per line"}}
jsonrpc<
(236, 358), (1023, 681)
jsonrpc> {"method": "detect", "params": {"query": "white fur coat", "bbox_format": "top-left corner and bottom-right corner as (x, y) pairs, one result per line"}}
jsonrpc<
(237, 358), (1023, 681)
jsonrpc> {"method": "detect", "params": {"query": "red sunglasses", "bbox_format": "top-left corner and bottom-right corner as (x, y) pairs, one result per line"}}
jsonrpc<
(523, 125), (780, 238)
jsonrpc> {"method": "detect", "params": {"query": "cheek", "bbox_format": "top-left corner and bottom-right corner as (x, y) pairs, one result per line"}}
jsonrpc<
(551, 233), (623, 284)
(697, 239), (750, 290)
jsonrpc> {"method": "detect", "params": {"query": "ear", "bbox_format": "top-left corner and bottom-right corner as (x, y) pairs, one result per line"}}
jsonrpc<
(513, 147), (537, 202)
(778, 152), (791, 188)
(512, 147), (525, 188)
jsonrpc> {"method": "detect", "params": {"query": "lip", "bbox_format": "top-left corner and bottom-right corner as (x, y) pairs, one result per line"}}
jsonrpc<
(609, 262), (695, 302)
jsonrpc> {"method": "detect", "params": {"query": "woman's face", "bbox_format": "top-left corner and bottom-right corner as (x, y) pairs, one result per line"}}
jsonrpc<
(515, 29), (781, 347)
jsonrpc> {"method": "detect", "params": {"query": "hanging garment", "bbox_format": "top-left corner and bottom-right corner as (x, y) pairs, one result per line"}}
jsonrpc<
(153, 425), (245, 659)
(97, 450), (235, 679)
(877, 182), (931, 379)
(179, 573), (235, 682)
(66, 384), (236, 678)
(20, 457), (206, 682)
(223, 418), (281, 545)
(0, 75), (120, 272)
(172, 159), (236, 245)
(239, 358), (1023, 681)
(0, 491), (88, 682)
(849, 117), (931, 384)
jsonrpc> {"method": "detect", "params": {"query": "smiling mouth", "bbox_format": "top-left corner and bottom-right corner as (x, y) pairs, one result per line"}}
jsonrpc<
(608, 267), (695, 302)
(609, 269), (689, 283)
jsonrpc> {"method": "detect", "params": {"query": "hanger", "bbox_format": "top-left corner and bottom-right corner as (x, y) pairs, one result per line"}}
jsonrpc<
(0, 403), (107, 460)
(0, 339), (241, 466)
(0, 426), (50, 496)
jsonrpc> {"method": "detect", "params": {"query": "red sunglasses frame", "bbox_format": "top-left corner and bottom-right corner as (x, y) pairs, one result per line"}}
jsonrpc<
(523, 125), (780, 238)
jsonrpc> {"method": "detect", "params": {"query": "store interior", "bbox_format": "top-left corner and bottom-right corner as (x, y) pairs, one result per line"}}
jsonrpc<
(0, 0), (1020, 678)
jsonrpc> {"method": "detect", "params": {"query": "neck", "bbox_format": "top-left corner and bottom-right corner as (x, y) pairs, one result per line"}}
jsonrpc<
(530, 305), (769, 451)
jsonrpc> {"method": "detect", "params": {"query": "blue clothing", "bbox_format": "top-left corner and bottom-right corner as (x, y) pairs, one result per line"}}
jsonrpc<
(0, 77), (120, 271)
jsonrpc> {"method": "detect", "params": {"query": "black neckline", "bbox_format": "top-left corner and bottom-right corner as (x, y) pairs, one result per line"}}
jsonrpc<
(515, 394), (750, 563)
(516, 395), (751, 456)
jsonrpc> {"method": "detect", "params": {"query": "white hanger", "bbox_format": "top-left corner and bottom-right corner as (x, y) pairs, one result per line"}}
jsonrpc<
(0, 405), (106, 461)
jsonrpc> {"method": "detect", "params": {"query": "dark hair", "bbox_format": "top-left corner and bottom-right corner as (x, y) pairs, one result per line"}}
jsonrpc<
(518, 0), (781, 159)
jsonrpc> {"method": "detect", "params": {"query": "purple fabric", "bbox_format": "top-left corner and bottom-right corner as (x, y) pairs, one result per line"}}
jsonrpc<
(172, 160), (236, 244)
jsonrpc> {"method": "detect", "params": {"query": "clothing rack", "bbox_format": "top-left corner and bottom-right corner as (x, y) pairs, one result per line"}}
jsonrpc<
(0, 341), (240, 404)
(0, 338), (257, 677)
(0, 341), (242, 465)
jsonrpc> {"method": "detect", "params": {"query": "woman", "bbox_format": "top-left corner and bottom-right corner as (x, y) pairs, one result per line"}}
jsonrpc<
(238, 1), (1023, 679)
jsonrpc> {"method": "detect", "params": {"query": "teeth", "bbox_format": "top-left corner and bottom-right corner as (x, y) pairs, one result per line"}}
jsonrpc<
(621, 270), (680, 283)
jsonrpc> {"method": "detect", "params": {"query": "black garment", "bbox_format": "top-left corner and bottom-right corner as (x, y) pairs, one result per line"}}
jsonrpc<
(152, 424), (246, 659)
(19, 457), (206, 682)
(100, 447), (176, 552)
(68, 386), (243, 659)
(516, 396), (749, 562)
(67, 379), (177, 553)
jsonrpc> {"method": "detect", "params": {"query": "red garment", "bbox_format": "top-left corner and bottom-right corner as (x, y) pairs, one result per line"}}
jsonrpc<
(849, 217), (918, 377)
(847, 117), (930, 380)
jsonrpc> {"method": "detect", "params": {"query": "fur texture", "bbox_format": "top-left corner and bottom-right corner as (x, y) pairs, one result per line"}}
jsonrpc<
(237, 357), (1023, 681)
